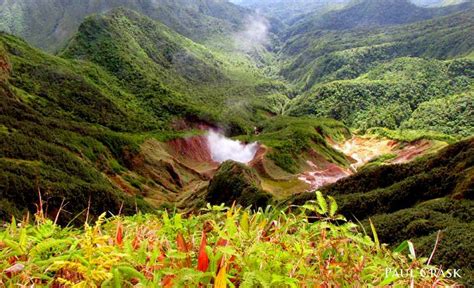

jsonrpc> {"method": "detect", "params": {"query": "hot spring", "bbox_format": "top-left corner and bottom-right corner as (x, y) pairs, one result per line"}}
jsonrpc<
(206, 130), (259, 164)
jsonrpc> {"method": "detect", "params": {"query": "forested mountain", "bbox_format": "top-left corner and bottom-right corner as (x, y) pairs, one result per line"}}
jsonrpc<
(285, 0), (473, 37)
(276, 2), (473, 133)
(230, 0), (350, 24)
(234, 0), (472, 24)
(0, 32), (154, 220)
(286, 56), (473, 133)
(280, 8), (474, 90)
(0, 0), (473, 286)
(0, 7), (285, 223)
(0, 0), (250, 51)
(403, 91), (474, 135)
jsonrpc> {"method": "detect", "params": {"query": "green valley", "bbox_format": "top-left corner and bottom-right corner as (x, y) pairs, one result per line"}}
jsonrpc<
(0, 0), (473, 286)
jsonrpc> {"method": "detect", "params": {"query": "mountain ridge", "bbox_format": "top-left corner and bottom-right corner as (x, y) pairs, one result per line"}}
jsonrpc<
(0, 0), (251, 52)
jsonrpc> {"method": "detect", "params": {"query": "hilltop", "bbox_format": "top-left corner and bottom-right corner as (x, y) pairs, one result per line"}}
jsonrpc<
(0, 0), (250, 52)
(280, 5), (474, 87)
(285, 0), (472, 32)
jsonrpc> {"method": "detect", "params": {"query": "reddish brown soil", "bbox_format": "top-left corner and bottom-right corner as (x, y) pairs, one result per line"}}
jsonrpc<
(168, 135), (215, 163)
(298, 161), (352, 191)
(391, 140), (432, 164)
(110, 175), (138, 195)
(120, 132), (440, 205)
(300, 136), (438, 191)
(249, 145), (269, 176)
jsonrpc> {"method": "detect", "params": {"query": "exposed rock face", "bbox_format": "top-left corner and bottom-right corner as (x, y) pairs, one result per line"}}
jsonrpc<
(206, 160), (272, 208)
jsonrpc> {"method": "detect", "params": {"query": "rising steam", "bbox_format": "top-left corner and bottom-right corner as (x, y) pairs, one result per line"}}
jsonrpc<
(233, 11), (270, 52)
(207, 130), (259, 164)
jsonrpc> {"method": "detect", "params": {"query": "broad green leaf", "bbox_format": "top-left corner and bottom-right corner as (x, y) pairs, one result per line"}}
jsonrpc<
(316, 191), (328, 215)
(328, 196), (338, 217)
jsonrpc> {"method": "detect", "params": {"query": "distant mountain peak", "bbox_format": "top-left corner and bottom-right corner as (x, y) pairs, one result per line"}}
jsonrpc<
(0, 0), (251, 52)
(285, 0), (472, 34)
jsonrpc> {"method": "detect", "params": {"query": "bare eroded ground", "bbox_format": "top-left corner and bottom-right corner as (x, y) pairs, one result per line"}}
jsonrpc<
(298, 136), (445, 191)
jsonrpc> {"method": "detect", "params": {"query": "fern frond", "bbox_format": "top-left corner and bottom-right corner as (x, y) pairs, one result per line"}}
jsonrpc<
(327, 196), (338, 217)
(316, 191), (328, 215)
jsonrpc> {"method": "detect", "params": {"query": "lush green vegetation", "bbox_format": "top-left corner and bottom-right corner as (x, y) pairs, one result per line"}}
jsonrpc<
(0, 33), (161, 223)
(61, 8), (289, 134)
(365, 127), (458, 143)
(280, 7), (474, 90)
(0, 0), (473, 286)
(206, 161), (272, 209)
(0, 7), (285, 223)
(289, 138), (474, 285)
(287, 57), (473, 133)
(286, 0), (472, 33)
(239, 116), (350, 173)
(0, 0), (250, 52)
(402, 91), (474, 137)
(234, 0), (349, 25)
(0, 195), (460, 287)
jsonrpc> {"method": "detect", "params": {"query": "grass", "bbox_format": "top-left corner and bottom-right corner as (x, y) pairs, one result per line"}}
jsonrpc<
(0, 193), (460, 287)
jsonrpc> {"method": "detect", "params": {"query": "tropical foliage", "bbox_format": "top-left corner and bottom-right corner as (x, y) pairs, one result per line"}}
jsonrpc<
(0, 194), (459, 287)
(290, 138), (474, 286)
(0, 0), (473, 286)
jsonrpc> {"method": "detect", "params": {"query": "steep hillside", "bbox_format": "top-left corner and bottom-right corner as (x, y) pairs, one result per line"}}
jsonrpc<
(0, 33), (158, 222)
(402, 91), (474, 136)
(289, 137), (474, 285)
(280, 7), (474, 90)
(287, 57), (473, 132)
(61, 8), (286, 134)
(0, 0), (250, 52)
(61, 8), (226, 119)
(0, 2), (293, 222)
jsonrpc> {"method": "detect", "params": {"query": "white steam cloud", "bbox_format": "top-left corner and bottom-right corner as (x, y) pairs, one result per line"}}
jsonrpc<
(207, 131), (259, 164)
(233, 12), (270, 52)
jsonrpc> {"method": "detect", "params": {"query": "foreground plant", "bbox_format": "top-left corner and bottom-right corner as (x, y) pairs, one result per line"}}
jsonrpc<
(0, 193), (458, 287)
